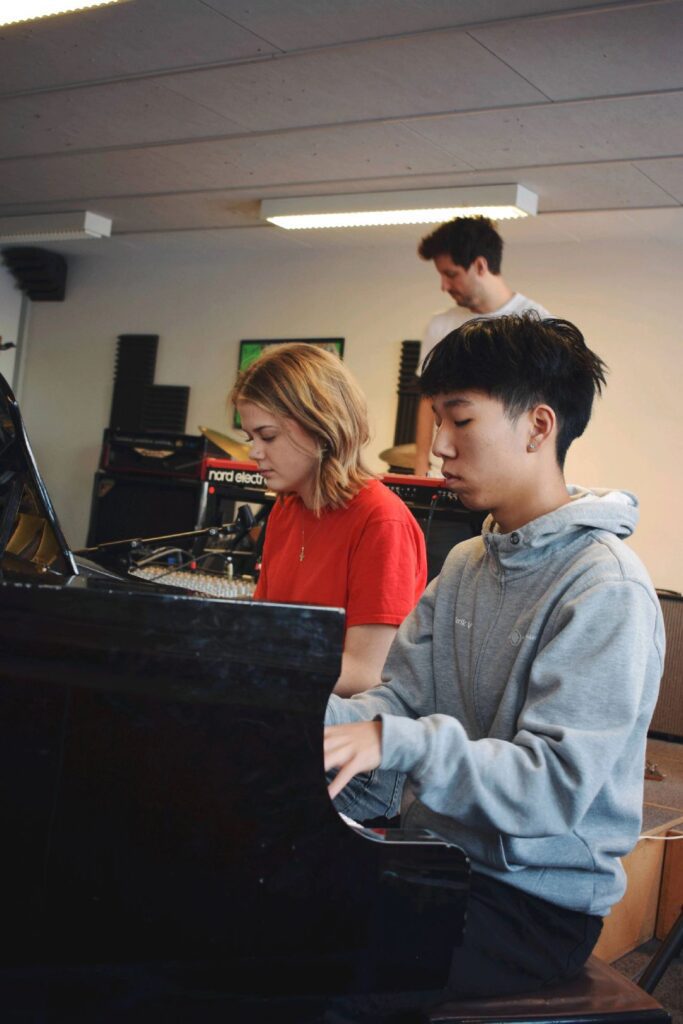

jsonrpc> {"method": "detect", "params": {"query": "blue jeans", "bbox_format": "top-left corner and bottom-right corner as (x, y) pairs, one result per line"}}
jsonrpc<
(330, 767), (404, 822)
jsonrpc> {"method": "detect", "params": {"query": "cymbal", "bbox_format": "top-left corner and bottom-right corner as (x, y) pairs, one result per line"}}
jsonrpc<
(378, 442), (416, 469)
(199, 425), (252, 462)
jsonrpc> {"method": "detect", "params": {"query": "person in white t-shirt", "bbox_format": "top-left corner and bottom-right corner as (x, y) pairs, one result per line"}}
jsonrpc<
(414, 216), (549, 476)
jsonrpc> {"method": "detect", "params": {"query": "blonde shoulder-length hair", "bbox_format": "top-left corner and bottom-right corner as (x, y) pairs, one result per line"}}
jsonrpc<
(230, 343), (374, 514)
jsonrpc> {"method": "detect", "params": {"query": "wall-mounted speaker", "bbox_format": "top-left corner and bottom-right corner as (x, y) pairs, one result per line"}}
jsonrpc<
(1, 247), (67, 301)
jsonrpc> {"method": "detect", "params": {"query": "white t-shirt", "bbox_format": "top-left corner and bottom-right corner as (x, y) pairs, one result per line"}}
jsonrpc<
(421, 292), (551, 368)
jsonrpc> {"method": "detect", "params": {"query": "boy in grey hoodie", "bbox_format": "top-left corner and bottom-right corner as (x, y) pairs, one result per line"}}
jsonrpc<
(324, 314), (664, 1003)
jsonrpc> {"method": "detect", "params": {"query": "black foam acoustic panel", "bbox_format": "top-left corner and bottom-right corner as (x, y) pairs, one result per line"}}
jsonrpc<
(393, 339), (422, 447)
(110, 334), (158, 432)
(1, 247), (67, 301)
(109, 334), (189, 434)
(141, 384), (190, 434)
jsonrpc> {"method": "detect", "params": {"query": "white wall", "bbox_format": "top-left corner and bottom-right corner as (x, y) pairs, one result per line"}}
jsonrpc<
(18, 228), (683, 591)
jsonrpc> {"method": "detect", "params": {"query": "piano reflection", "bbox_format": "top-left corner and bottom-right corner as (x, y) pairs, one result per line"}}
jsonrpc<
(0, 373), (468, 1017)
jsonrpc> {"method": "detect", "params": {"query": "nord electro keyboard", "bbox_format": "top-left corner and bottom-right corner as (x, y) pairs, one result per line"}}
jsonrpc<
(201, 460), (274, 570)
(204, 465), (459, 506)
(202, 458), (272, 503)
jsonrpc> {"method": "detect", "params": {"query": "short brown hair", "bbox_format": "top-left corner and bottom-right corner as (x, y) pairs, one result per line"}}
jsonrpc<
(230, 343), (373, 513)
(418, 216), (503, 274)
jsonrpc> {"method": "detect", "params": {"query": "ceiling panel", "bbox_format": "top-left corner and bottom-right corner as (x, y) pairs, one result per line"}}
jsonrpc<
(164, 30), (547, 133)
(0, 160), (671, 232)
(407, 92), (683, 169)
(0, 80), (245, 158)
(207, 0), (630, 50)
(0, 0), (278, 95)
(471, 1), (683, 100)
(501, 162), (674, 211)
(0, 0), (679, 234)
(0, 192), (257, 230)
(70, 193), (261, 232)
(0, 123), (472, 203)
(534, 206), (683, 245)
(0, 28), (549, 159)
(632, 157), (683, 202)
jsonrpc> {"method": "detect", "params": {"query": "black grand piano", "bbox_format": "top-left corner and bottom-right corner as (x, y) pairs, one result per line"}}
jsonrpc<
(0, 374), (468, 1020)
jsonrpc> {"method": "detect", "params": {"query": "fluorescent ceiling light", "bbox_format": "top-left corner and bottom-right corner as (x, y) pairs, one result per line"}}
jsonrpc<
(261, 185), (538, 230)
(0, 211), (112, 242)
(0, 1), (124, 25)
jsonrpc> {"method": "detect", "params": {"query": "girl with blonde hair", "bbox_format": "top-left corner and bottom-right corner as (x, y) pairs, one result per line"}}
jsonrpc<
(231, 343), (426, 696)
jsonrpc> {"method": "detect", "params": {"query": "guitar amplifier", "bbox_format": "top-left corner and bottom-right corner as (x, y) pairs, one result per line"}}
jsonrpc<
(99, 428), (217, 479)
(381, 473), (486, 582)
(649, 590), (683, 741)
(87, 440), (227, 547)
(86, 472), (208, 547)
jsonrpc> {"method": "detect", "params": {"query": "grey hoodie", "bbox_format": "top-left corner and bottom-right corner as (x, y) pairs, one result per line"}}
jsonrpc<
(327, 487), (665, 916)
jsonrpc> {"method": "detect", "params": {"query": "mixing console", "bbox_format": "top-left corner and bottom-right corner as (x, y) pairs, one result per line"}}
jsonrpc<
(131, 565), (256, 600)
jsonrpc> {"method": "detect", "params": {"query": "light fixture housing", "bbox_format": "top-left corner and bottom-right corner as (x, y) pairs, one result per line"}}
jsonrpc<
(0, 1), (124, 26)
(261, 185), (538, 230)
(0, 211), (112, 242)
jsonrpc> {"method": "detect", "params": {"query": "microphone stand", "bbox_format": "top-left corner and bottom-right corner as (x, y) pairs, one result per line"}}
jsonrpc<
(75, 506), (257, 574)
(194, 505), (256, 574)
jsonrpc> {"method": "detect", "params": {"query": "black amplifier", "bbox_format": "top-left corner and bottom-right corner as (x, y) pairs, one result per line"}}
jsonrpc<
(100, 428), (217, 479)
(381, 473), (486, 581)
(649, 590), (683, 740)
(381, 473), (465, 510)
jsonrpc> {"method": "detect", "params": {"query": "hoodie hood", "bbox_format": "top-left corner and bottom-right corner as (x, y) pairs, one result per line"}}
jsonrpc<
(483, 486), (639, 570)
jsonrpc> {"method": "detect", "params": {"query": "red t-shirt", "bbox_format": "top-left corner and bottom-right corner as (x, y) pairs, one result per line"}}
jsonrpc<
(254, 479), (427, 629)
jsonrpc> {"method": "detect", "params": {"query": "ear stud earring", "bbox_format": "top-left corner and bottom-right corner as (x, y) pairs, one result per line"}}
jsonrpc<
(527, 441), (537, 451)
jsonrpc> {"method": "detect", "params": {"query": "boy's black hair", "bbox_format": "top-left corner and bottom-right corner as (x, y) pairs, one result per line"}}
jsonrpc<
(418, 216), (503, 274)
(419, 313), (608, 468)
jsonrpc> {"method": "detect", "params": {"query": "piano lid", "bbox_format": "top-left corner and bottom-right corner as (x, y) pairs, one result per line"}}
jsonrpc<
(0, 373), (77, 578)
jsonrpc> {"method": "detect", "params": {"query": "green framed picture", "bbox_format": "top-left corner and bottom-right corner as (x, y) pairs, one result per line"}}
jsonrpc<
(233, 338), (345, 427)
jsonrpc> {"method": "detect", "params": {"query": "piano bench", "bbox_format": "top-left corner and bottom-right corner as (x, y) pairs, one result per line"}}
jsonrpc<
(427, 955), (671, 1023)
